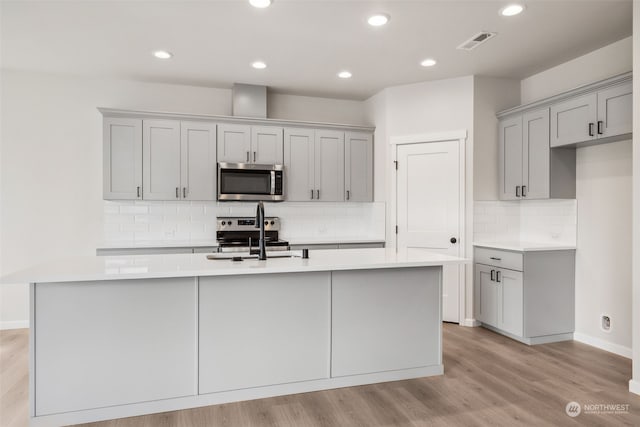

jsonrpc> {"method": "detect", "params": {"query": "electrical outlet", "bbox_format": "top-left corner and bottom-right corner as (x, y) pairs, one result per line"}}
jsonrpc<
(601, 315), (611, 332)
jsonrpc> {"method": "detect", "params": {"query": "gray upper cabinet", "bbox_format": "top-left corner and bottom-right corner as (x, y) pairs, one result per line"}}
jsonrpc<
(284, 128), (347, 202)
(284, 128), (315, 201)
(345, 132), (373, 202)
(499, 108), (575, 201)
(498, 116), (523, 200)
(550, 93), (597, 147)
(217, 124), (251, 163)
(550, 80), (632, 148)
(143, 120), (181, 201)
(252, 126), (284, 164)
(522, 109), (550, 200)
(101, 109), (374, 203)
(103, 118), (142, 200)
(218, 124), (283, 164)
(315, 130), (345, 202)
(180, 121), (217, 201)
(597, 81), (632, 138)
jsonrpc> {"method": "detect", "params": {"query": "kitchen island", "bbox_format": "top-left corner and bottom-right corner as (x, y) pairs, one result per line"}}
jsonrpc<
(4, 248), (466, 427)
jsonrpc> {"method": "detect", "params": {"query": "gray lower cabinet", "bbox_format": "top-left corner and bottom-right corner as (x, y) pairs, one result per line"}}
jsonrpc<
(499, 108), (575, 200)
(103, 118), (143, 200)
(34, 278), (197, 415)
(474, 246), (575, 344)
(198, 273), (330, 394)
(550, 80), (632, 148)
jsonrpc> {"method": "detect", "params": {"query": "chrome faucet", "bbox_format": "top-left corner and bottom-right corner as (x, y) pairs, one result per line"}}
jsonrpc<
(252, 201), (267, 260)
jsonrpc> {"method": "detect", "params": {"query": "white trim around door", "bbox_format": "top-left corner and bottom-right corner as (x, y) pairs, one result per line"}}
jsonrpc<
(389, 130), (475, 327)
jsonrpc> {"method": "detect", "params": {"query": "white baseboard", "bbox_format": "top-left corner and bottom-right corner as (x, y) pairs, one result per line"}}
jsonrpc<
(460, 318), (480, 327)
(0, 320), (29, 330)
(629, 379), (640, 395)
(573, 332), (632, 358)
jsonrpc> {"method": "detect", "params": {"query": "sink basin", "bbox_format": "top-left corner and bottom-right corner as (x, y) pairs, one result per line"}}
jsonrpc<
(206, 251), (302, 261)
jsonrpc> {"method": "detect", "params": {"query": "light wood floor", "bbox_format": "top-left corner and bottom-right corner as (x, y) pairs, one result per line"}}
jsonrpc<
(2, 324), (639, 427)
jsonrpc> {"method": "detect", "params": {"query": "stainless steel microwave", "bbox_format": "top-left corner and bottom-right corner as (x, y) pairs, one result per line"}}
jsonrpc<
(217, 163), (285, 201)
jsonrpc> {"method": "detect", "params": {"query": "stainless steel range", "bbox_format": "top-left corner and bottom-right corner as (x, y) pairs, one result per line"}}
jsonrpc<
(216, 217), (289, 253)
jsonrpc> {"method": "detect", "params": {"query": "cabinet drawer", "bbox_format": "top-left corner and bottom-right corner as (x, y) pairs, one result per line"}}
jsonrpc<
(474, 247), (523, 271)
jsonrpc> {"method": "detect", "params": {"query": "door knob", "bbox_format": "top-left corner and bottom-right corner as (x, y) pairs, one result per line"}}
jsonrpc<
(450, 237), (457, 244)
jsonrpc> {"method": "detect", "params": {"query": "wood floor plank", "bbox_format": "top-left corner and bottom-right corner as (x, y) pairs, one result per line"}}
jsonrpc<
(2, 324), (640, 427)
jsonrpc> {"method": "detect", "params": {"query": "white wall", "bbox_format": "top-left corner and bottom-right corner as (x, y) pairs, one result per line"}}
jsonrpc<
(521, 36), (632, 104)
(268, 93), (367, 125)
(0, 69), (369, 329)
(522, 38), (633, 357)
(365, 76), (476, 325)
(473, 77), (521, 201)
(630, 0), (639, 396)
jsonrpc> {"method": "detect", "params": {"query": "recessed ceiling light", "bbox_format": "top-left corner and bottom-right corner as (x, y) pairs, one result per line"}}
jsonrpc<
(251, 61), (267, 69)
(249, 0), (272, 8)
(338, 71), (352, 79)
(500, 4), (524, 16)
(153, 50), (173, 59)
(367, 14), (389, 27)
(420, 58), (437, 67)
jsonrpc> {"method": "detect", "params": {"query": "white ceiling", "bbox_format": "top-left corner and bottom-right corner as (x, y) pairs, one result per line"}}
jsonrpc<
(0, 0), (632, 100)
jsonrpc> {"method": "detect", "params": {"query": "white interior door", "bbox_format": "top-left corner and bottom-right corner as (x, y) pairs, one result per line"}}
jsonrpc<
(397, 141), (461, 323)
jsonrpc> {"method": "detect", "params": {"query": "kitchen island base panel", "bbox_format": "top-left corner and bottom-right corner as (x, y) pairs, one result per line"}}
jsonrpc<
(29, 364), (443, 427)
(28, 263), (446, 426)
(33, 278), (197, 417)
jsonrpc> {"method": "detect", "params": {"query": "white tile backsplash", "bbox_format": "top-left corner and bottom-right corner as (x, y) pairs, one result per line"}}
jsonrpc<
(474, 199), (577, 245)
(103, 201), (386, 243)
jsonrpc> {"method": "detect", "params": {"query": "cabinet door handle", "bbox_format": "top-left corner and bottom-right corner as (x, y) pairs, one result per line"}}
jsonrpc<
(137, 186), (141, 198)
(516, 186), (521, 197)
(588, 122), (594, 137)
(522, 185), (527, 197)
(253, 151), (256, 162)
(183, 187), (187, 198)
(346, 190), (350, 200)
(310, 189), (314, 200)
(316, 189), (320, 200)
(176, 187), (179, 199)
(496, 271), (501, 283)
(246, 151), (250, 162)
(490, 269), (495, 281)
(489, 257), (502, 261)
(597, 120), (604, 135)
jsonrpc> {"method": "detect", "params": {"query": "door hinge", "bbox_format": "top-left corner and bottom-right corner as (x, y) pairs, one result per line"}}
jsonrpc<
(394, 160), (398, 170)
(395, 225), (398, 234)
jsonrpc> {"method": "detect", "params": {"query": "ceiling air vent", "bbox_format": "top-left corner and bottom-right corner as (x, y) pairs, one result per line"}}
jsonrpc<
(457, 31), (497, 51)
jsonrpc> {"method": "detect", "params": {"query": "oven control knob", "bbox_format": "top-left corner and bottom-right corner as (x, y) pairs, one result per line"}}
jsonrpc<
(221, 221), (226, 226)
(270, 221), (275, 225)
(228, 220), (233, 225)
(264, 221), (269, 226)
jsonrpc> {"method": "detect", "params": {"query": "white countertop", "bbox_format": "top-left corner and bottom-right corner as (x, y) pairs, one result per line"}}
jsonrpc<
(2, 248), (467, 284)
(473, 241), (577, 252)
(96, 238), (385, 250)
